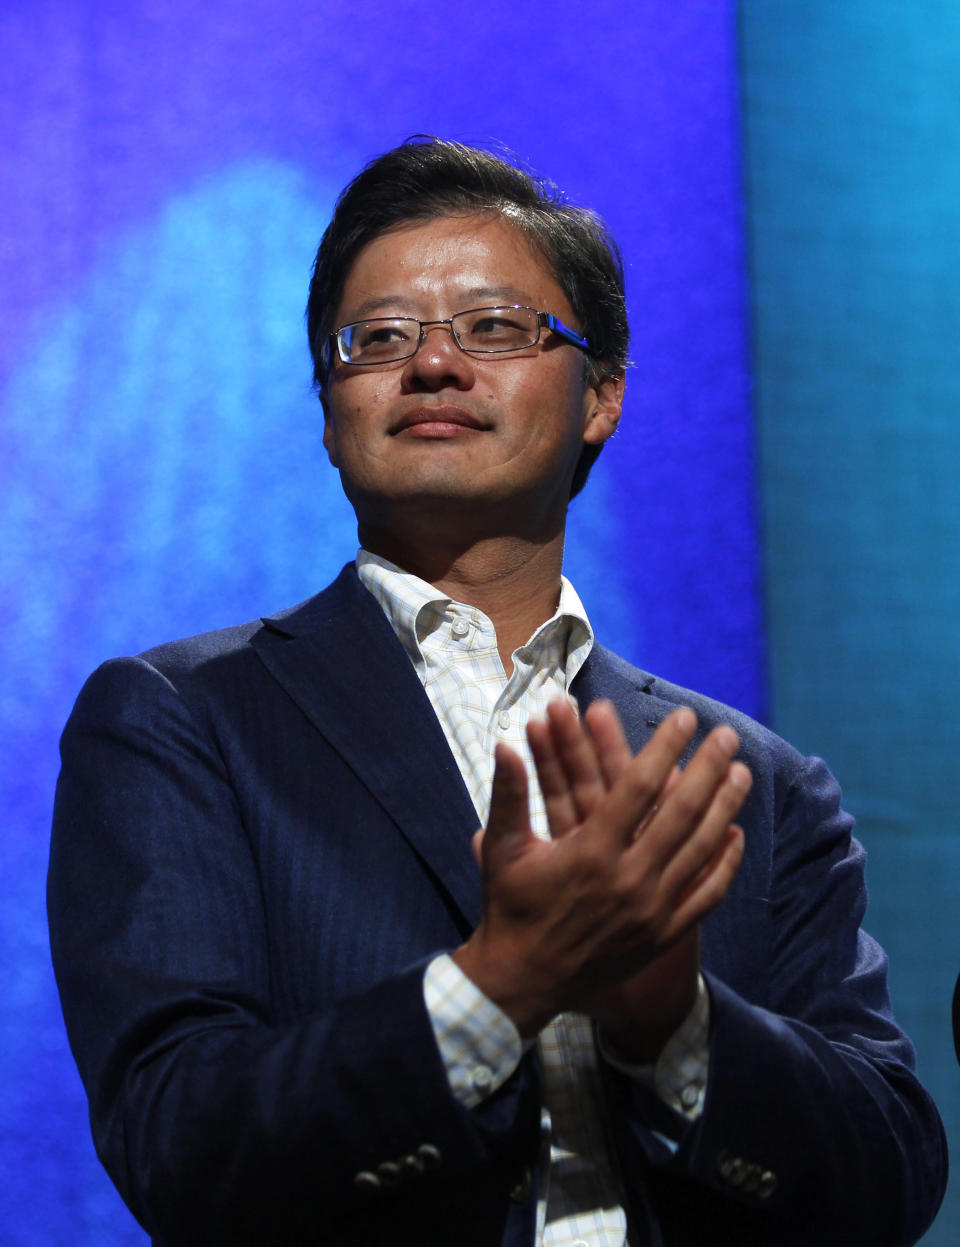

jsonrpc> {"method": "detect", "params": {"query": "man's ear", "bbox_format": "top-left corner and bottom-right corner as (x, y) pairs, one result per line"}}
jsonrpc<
(583, 370), (625, 447)
(320, 393), (340, 468)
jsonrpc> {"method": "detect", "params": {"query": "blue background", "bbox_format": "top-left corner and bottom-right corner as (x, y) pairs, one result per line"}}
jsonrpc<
(0, 1), (955, 1241)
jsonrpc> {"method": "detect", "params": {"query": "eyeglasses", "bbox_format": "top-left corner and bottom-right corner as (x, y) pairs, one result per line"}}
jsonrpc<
(328, 305), (592, 367)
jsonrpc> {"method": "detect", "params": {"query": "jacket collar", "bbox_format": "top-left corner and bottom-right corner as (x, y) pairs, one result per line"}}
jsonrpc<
(253, 565), (485, 930)
(251, 565), (686, 930)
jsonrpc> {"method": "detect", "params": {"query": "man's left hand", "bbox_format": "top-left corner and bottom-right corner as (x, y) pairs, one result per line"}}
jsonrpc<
(524, 698), (730, 1063)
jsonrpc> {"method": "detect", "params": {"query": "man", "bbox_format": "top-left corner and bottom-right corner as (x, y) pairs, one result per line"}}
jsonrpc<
(49, 139), (946, 1246)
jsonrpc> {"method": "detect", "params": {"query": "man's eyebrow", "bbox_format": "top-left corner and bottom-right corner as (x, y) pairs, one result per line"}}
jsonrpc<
(342, 286), (537, 322)
(459, 285), (535, 306)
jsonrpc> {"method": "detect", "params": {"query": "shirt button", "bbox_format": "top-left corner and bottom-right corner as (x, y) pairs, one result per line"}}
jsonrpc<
(471, 1064), (494, 1091)
(451, 618), (469, 638)
(681, 1084), (700, 1109)
(497, 710), (511, 731)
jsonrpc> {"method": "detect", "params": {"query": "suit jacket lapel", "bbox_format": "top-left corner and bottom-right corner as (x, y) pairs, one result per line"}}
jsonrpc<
(574, 644), (667, 752)
(247, 580), (710, 935)
(251, 565), (485, 929)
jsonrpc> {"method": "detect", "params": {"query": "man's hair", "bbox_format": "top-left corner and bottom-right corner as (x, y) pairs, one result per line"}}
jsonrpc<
(306, 137), (629, 496)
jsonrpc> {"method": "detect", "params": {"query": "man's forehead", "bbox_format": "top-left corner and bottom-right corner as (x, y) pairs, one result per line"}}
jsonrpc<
(337, 212), (560, 314)
(343, 284), (542, 323)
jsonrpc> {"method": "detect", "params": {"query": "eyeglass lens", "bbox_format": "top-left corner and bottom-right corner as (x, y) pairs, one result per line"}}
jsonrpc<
(337, 306), (541, 364)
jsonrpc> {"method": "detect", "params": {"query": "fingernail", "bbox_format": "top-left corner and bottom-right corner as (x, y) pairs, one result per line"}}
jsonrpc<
(675, 707), (696, 733)
(729, 762), (752, 789)
(715, 726), (739, 755)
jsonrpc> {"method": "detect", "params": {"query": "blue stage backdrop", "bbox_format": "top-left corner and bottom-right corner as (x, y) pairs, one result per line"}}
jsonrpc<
(8, 2), (956, 1244)
(0, 4), (758, 1241)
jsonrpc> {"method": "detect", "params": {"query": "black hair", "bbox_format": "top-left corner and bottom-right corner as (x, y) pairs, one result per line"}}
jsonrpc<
(306, 137), (628, 496)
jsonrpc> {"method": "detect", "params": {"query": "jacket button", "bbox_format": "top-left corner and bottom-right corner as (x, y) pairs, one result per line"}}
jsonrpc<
(353, 1170), (381, 1193)
(716, 1149), (736, 1181)
(376, 1161), (401, 1186)
(416, 1143), (442, 1170)
(757, 1170), (778, 1199)
(509, 1166), (532, 1202)
(400, 1152), (424, 1176)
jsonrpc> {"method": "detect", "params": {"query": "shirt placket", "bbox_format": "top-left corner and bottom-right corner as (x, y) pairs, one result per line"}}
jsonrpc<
(357, 557), (630, 1247)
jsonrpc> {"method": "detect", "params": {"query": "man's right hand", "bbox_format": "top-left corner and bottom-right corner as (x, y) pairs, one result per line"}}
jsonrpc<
(452, 703), (750, 1041)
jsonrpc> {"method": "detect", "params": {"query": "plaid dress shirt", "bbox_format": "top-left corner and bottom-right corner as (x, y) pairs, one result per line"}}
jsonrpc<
(358, 551), (708, 1247)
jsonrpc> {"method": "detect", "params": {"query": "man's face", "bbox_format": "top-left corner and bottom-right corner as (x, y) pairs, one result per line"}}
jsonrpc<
(322, 213), (622, 536)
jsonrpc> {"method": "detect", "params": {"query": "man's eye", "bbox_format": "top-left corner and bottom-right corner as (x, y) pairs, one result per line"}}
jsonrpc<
(358, 323), (412, 349)
(470, 314), (521, 337)
(459, 309), (534, 352)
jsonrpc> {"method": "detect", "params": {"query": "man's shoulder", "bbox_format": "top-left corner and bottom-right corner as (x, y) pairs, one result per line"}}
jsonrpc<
(135, 616), (264, 676)
(586, 643), (757, 728)
(62, 565), (386, 744)
(133, 564), (365, 678)
(586, 643), (795, 770)
(72, 566), (368, 710)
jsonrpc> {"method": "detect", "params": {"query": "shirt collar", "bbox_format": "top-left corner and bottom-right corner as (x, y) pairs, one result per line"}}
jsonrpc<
(356, 548), (594, 681)
(357, 550), (450, 662)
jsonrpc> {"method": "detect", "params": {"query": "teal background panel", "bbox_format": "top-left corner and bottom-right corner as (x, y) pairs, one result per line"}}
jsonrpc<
(740, 3), (960, 1242)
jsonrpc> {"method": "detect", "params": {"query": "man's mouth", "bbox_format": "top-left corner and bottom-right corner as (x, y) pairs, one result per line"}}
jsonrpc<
(390, 406), (490, 437)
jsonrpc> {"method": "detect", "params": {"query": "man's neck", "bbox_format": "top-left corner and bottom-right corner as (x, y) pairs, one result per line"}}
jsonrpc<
(359, 528), (566, 674)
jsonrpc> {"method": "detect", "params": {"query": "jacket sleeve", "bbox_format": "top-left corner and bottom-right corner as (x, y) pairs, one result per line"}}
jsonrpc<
(603, 741), (947, 1247)
(48, 656), (539, 1247)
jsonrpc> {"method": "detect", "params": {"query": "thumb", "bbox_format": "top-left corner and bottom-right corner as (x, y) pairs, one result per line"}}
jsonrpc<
(481, 742), (533, 874)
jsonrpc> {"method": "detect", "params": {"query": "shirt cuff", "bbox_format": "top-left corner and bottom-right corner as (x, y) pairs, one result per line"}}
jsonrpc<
(423, 953), (523, 1109)
(597, 973), (710, 1122)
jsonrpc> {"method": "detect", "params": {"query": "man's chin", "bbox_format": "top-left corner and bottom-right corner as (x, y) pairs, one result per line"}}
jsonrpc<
(344, 469), (508, 510)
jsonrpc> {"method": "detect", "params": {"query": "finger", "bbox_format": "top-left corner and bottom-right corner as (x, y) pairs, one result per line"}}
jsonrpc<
(589, 706), (699, 848)
(583, 699), (632, 788)
(660, 822), (745, 943)
(657, 761), (752, 901)
(471, 828), (485, 870)
(634, 724), (742, 867)
(634, 764), (682, 838)
(482, 742), (534, 873)
(545, 699), (607, 821)
(661, 766), (682, 796)
(527, 717), (581, 838)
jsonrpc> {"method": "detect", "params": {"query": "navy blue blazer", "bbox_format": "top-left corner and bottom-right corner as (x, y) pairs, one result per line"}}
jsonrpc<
(49, 565), (946, 1246)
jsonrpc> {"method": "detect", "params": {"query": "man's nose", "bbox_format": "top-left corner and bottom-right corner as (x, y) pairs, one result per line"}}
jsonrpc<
(402, 322), (474, 388)
(419, 320), (462, 354)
